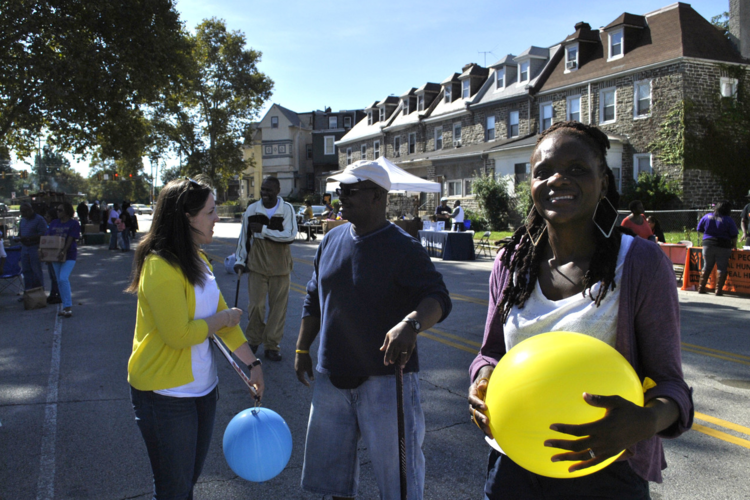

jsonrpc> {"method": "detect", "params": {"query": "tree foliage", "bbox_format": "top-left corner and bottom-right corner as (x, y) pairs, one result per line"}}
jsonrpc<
(621, 172), (682, 210)
(0, 0), (190, 158)
(471, 172), (513, 230)
(87, 151), (152, 203)
(153, 18), (273, 192)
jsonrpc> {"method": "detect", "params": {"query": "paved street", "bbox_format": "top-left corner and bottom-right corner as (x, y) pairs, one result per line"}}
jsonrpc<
(1, 218), (749, 499)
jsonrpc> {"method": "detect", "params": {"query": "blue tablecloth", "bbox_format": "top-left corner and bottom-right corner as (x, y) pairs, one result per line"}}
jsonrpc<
(418, 231), (475, 261)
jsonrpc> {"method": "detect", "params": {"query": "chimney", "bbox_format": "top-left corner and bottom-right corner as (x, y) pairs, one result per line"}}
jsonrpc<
(729, 0), (750, 59)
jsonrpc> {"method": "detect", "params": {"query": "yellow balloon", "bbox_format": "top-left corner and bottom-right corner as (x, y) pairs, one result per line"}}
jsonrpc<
(485, 331), (644, 478)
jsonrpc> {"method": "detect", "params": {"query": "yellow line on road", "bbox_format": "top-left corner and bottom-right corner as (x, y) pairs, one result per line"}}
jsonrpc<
(420, 332), (477, 354)
(695, 412), (750, 437)
(682, 347), (750, 367)
(450, 293), (489, 306)
(428, 328), (482, 348)
(692, 423), (750, 450)
(682, 342), (750, 361)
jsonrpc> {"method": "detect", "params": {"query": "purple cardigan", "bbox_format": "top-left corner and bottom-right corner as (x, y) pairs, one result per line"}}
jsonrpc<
(470, 236), (694, 483)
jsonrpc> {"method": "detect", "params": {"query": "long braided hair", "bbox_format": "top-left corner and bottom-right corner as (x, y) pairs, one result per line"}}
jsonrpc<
(498, 121), (625, 324)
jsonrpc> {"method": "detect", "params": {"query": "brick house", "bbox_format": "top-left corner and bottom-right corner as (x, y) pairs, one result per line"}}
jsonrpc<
(335, 2), (750, 212)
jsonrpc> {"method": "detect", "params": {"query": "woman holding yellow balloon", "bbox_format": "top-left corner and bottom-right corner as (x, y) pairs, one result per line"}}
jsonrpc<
(468, 121), (693, 499)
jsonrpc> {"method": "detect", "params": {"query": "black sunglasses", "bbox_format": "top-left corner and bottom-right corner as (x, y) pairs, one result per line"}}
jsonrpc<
(335, 186), (378, 197)
(177, 177), (202, 209)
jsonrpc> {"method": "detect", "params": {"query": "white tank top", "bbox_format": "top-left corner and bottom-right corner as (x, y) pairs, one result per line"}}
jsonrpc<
(155, 262), (220, 397)
(504, 235), (633, 352)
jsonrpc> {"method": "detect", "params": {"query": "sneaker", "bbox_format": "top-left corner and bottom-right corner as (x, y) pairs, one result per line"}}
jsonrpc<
(249, 344), (259, 354)
(264, 350), (282, 362)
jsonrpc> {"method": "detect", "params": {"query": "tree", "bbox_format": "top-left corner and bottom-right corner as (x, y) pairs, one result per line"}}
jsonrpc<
(88, 152), (152, 203)
(0, 0), (190, 158)
(621, 172), (682, 210)
(155, 19), (273, 193)
(471, 172), (513, 230)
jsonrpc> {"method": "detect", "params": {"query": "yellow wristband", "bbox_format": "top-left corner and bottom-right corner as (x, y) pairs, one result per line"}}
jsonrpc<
(295, 349), (309, 354)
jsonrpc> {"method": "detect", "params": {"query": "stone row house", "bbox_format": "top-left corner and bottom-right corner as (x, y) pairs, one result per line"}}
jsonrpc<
(240, 103), (364, 200)
(335, 2), (750, 210)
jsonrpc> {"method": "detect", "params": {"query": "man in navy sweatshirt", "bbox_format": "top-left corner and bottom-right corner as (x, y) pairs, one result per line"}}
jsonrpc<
(295, 160), (451, 500)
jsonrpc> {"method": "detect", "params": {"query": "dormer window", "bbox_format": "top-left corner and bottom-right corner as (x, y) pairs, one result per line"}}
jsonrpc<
(344, 116), (351, 128)
(444, 86), (452, 103)
(271, 116), (279, 128)
(403, 100), (409, 115)
(367, 111), (373, 126)
(462, 80), (470, 99)
(519, 62), (529, 82)
(608, 29), (623, 60)
(417, 95), (424, 111)
(329, 116), (337, 129)
(495, 68), (505, 90)
(379, 107), (385, 122)
(565, 44), (578, 72)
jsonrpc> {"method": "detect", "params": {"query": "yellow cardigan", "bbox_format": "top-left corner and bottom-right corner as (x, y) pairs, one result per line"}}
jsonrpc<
(127, 253), (247, 391)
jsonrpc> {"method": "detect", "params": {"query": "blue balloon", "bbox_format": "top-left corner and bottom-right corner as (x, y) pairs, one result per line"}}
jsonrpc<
(222, 407), (293, 482)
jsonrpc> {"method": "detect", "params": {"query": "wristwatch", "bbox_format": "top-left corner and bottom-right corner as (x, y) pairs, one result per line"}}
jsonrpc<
(401, 317), (421, 333)
(248, 359), (262, 371)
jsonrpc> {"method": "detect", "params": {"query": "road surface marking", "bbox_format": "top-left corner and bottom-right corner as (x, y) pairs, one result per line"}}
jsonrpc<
(692, 423), (750, 450)
(36, 306), (63, 500)
(695, 412), (750, 436)
(681, 346), (750, 367)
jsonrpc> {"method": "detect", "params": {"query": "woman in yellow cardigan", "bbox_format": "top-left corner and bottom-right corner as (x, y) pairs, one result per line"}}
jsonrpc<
(127, 177), (264, 499)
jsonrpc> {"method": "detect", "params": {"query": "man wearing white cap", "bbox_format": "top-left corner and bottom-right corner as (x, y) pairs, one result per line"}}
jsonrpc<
(295, 160), (451, 500)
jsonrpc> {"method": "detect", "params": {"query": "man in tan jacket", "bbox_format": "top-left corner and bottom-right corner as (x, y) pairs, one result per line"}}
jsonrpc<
(234, 177), (298, 361)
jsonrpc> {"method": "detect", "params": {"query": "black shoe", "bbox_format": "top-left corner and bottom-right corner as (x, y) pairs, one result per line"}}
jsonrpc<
(47, 296), (62, 304)
(249, 344), (259, 354)
(264, 350), (282, 362)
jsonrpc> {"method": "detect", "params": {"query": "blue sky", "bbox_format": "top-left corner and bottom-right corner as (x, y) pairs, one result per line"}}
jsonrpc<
(46, 0), (733, 178)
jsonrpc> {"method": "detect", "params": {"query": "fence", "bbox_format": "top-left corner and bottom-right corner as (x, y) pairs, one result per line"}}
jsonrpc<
(216, 205), (243, 219)
(625, 210), (744, 234)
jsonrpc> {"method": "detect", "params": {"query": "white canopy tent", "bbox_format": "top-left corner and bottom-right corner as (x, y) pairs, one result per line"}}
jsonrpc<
(325, 157), (441, 194)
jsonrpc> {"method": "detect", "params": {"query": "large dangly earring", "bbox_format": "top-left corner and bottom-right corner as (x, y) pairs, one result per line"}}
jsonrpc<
(525, 206), (547, 247)
(592, 196), (618, 238)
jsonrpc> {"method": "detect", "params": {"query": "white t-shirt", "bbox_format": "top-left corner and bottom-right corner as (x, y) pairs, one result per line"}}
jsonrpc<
(155, 263), (220, 397)
(265, 199), (280, 219)
(504, 235), (634, 352)
(453, 206), (465, 223)
(0, 229), (6, 258)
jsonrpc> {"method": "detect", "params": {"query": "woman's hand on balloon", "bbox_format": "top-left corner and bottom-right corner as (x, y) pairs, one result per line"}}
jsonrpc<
(544, 392), (658, 472)
(248, 366), (265, 400)
(468, 366), (494, 439)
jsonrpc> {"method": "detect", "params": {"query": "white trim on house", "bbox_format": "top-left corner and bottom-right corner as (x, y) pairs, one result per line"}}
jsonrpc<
(494, 68), (506, 91)
(446, 179), (462, 197)
(564, 43), (579, 73)
(487, 115), (496, 141)
(379, 107), (386, 122)
(417, 94), (425, 111)
(519, 61), (530, 83)
(324, 135), (336, 155)
(509, 110), (520, 138)
(566, 94), (581, 121)
(599, 87), (617, 124)
(539, 102), (554, 132)
(608, 28), (624, 61)
(462, 79), (471, 99)
(444, 86), (452, 103)
(633, 79), (652, 119)
(422, 109), (470, 123)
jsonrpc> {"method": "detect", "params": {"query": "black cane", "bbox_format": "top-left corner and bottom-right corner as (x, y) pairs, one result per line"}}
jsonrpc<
(396, 365), (407, 500)
(234, 270), (242, 308)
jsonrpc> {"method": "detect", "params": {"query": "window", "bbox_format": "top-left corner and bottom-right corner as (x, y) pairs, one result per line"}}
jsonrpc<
(361, 144), (367, 160)
(379, 107), (385, 122)
(486, 115), (496, 141)
(417, 94), (424, 111)
(720, 77), (738, 98)
(566, 44), (579, 71)
(344, 116), (351, 128)
(394, 136), (401, 157)
(496, 68), (505, 90)
(278, 144), (286, 154)
(447, 180), (462, 196)
(608, 29), (623, 60)
(519, 61), (529, 82)
(346, 148), (352, 165)
(567, 95), (581, 122)
(265, 146), (273, 155)
(453, 122), (462, 144)
(434, 126), (443, 150)
(634, 80), (651, 117)
(306, 144), (313, 159)
(464, 179), (473, 196)
(600, 88), (616, 123)
(329, 116), (338, 129)
(509, 111), (519, 137)
(611, 167), (622, 192)
(444, 86), (452, 103)
(402, 100), (409, 115)
(462, 79), (470, 99)
(540, 102), (553, 132)
(367, 111), (373, 125)
(514, 162), (531, 185)
(324, 136), (335, 155)
(408, 133), (416, 154)
(374, 140), (380, 159)
(633, 154), (652, 180)
(271, 116), (279, 128)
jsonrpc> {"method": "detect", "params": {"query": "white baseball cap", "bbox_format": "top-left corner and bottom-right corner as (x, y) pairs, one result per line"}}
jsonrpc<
(327, 160), (391, 191)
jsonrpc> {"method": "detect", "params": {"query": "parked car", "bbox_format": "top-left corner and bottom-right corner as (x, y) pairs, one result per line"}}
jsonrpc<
(296, 205), (326, 225)
(131, 204), (153, 215)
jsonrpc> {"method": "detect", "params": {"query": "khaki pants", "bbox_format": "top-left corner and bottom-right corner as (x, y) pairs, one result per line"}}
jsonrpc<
(245, 271), (290, 351)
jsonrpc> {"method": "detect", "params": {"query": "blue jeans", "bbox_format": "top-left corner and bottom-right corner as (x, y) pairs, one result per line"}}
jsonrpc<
(52, 260), (76, 308)
(301, 372), (425, 500)
(20, 244), (43, 290)
(484, 449), (650, 499)
(120, 228), (130, 251)
(108, 223), (118, 249)
(130, 386), (218, 500)
(47, 262), (60, 299)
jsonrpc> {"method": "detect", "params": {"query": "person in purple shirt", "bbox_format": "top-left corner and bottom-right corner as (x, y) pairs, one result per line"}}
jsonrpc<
(468, 122), (693, 499)
(696, 200), (738, 295)
(43, 202), (80, 317)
